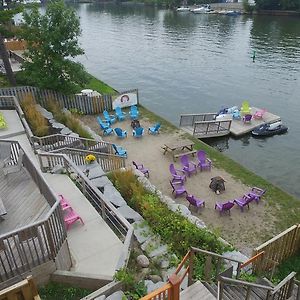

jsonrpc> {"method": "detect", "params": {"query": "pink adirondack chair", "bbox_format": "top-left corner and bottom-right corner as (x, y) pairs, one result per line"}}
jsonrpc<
(58, 194), (71, 210)
(64, 208), (84, 230)
(215, 201), (235, 215)
(253, 109), (267, 120)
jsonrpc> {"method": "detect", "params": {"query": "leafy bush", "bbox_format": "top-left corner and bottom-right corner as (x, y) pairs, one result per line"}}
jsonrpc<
(114, 268), (147, 299)
(274, 251), (300, 281)
(20, 94), (49, 136)
(39, 282), (92, 300)
(46, 99), (92, 139)
(109, 170), (227, 279)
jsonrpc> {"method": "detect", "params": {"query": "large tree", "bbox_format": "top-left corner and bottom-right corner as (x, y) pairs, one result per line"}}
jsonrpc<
(0, 2), (22, 85)
(20, 1), (88, 94)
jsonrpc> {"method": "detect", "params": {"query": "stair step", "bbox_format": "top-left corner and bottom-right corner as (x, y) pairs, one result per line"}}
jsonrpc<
(180, 281), (216, 300)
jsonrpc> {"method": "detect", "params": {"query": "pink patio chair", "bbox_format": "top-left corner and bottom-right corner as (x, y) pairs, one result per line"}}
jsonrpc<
(64, 208), (84, 230)
(58, 194), (71, 210)
(186, 194), (205, 212)
(132, 161), (149, 178)
(180, 155), (197, 177)
(170, 180), (187, 198)
(234, 195), (254, 212)
(245, 187), (266, 204)
(197, 150), (212, 172)
(253, 109), (267, 120)
(215, 201), (235, 215)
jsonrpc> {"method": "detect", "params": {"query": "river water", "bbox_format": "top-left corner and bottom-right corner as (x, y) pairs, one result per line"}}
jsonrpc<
(72, 3), (300, 199)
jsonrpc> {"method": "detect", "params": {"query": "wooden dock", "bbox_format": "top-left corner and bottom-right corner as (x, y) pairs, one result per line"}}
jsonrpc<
(230, 107), (281, 137)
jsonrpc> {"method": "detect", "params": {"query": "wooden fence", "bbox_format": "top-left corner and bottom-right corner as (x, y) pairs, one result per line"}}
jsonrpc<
(252, 224), (300, 273)
(0, 141), (67, 284)
(4, 40), (27, 51)
(0, 86), (139, 115)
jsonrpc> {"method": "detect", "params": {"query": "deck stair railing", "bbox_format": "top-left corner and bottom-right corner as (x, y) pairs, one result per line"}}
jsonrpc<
(32, 134), (115, 154)
(37, 151), (133, 269)
(179, 113), (232, 138)
(141, 247), (299, 300)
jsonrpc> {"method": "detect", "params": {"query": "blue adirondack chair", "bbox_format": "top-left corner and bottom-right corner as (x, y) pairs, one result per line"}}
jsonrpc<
(148, 123), (161, 135)
(112, 144), (127, 158)
(129, 105), (139, 120)
(114, 127), (127, 138)
(96, 116), (110, 130)
(103, 110), (116, 124)
(115, 107), (126, 121)
(133, 127), (144, 138)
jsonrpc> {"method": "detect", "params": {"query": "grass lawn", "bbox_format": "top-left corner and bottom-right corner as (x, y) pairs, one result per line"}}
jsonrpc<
(83, 72), (118, 95)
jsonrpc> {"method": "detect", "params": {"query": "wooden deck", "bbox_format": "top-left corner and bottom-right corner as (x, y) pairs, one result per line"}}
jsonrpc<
(230, 107), (281, 137)
(0, 167), (51, 235)
(181, 281), (216, 300)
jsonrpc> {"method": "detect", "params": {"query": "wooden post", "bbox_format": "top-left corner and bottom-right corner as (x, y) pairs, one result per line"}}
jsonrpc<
(188, 249), (194, 287)
(217, 281), (223, 300)
(204, 255), (212, 282)
(169, 274), (181, 300)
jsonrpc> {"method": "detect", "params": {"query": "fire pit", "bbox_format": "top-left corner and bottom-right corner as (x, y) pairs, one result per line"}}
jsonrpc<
(209, 176), (226, 194)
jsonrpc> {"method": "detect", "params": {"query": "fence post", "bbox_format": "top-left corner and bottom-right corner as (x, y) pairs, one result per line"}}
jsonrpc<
(217, 281), (223, 300)
(169, 274), (181, 300)
(188, 249), (194, 287)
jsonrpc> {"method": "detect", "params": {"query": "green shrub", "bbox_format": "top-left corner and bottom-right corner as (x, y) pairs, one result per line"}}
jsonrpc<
(39, 282), (92, 300)
(110, 170), (227, 280)
(274, 251), (300, 282)
(114, 268), (147, 299)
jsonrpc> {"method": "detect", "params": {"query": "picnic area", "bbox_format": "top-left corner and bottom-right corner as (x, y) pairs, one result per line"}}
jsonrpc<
(80, 107), (279, 256)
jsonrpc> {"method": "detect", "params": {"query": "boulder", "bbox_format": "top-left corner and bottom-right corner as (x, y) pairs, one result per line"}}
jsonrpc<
(168, 204), (191, 217)
(117, 205), (143, 222)
(106, 291), (127, 300)
(148, 275), (162, 283)
(137, 255), (150, 268)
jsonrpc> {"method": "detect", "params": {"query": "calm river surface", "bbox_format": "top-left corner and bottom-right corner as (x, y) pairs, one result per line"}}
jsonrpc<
(71, 3), (300, 199)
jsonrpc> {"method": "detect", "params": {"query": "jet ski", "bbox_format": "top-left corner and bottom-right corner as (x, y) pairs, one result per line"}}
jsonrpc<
(251, 121), (288, 137)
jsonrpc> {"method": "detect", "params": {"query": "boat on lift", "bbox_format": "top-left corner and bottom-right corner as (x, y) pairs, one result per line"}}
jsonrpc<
(191, 4), (214, 14)
(251, 121), (288, 137)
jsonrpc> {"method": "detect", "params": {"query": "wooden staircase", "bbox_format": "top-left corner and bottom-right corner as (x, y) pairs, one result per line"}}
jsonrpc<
(204, 282), (271, 300)
(180, 281), (216, 300)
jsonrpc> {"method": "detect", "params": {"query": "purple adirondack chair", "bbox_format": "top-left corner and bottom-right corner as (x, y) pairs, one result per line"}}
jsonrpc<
(215, 201), (235, 215)
(170, 180), (187, 198)
(180, 155), (197, 177)
(169, 163), (186, 183)
(245, 187), (266, 204)
(197, 150), (212, 172)
(243, 114), (252, 124)
(132, 161), (149, 178)
(186, 194), (205, 212)
(234, 194), (254, 212)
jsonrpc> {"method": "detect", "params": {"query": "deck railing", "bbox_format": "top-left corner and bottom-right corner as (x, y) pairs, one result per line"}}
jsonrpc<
(0, 141), (67, 284)
(33, 133), (115, 154)
(37, 152), (133, 269)
(252, 224), (300, 274)
(179, 113), (232, 138)
(0, 95), (34, 143)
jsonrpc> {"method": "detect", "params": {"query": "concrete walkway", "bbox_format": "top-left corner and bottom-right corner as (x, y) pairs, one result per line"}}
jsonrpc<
(0, 110), (123, 277)
(44, 173), (123, 277)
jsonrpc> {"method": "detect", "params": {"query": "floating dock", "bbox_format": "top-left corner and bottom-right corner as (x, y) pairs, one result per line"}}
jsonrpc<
(230, 107), (281, 137)
(179, 108), (281, 138)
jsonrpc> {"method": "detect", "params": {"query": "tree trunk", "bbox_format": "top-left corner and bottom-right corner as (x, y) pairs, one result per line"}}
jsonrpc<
(0, 33), (16, 85)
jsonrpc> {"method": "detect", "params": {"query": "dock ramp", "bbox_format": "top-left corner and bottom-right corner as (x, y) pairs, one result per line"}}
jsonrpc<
(179, 113), (231, 138)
